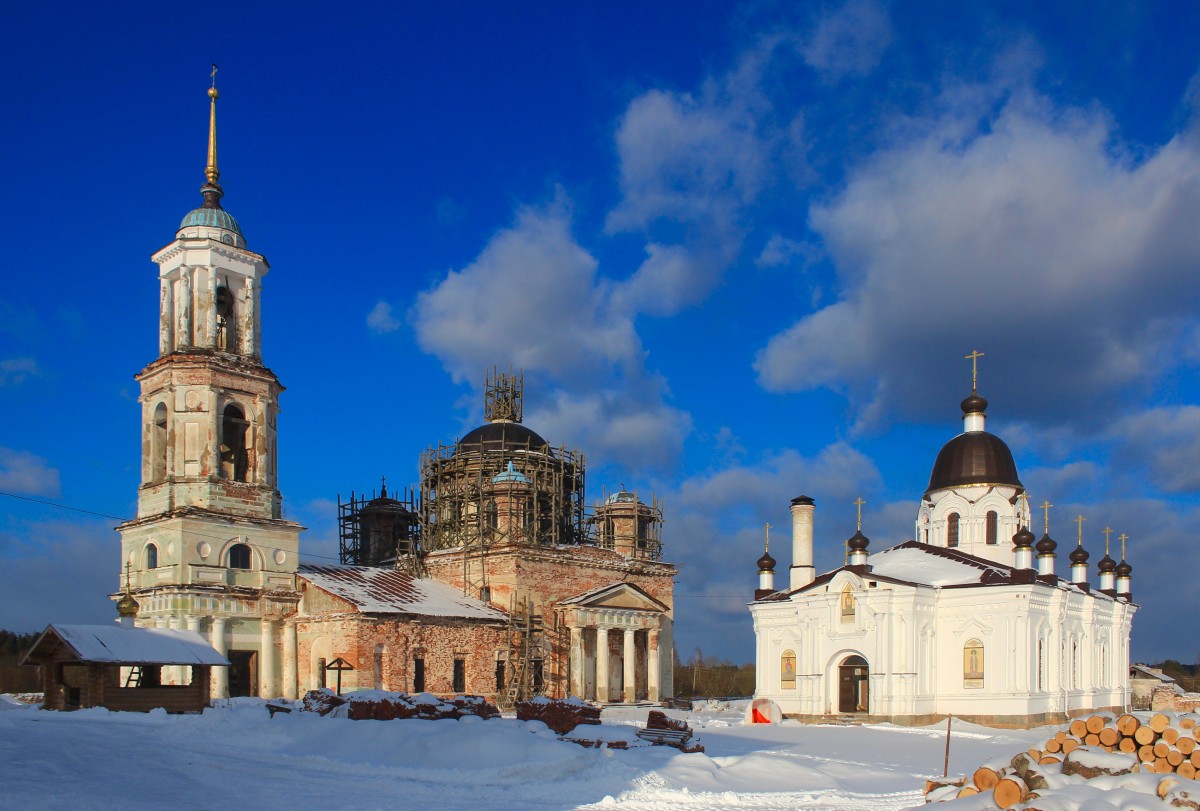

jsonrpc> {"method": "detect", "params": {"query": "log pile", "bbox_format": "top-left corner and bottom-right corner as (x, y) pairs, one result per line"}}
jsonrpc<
(925, 712), (1200, 809)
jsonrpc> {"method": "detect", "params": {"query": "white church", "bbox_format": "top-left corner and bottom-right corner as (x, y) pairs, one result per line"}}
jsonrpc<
(749, 379), (1137, 727)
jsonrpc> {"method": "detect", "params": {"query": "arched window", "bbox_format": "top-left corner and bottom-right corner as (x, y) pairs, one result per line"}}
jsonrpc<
(781, 650), (796, 688)
(215, 286), (237, 352)
(221, 403), (250, 482)
(151, 402), (168, 483)
(840, 585), (856, 620)
(229, 543), (252, 570)
(146, 544), (158, 570)
(947, 512), (960, 547)
(484, 499), (498, 531)
(963, 639), (984, 687)
(985, 511), (998, 545)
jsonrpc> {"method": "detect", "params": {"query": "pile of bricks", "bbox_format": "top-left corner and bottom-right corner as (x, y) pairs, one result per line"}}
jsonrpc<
(516, 697), (601, 734)
(300, 689), (499, 722)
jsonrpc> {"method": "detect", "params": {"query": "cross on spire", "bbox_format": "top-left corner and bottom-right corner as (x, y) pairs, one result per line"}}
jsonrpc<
(965, 349), (985, 390)
(1075, 514), (1085, 546)
(764, 523), (771, 553)
(1119, 533), (1128, 560)
(1103, 526), (1113, 556)
(1040, 500), (1052, 534)
(854, 497), (865, 531)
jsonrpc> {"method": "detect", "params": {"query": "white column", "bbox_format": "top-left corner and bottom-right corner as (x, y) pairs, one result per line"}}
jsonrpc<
(595, 628), (609, 703)
(176, 270), (192, 349)
(569, 626), (583, 698)
(210, 618), (229, 699)
(159, 277), (173, 355)
(186, 616), (202, 688)
(648, 629), (660, 702)
(260, 620), (276, 698)
(241, 276), (256, 357)
(282, 621), (298, 699)
(623, 628), (636, 703)
(205, 267), (218, 348)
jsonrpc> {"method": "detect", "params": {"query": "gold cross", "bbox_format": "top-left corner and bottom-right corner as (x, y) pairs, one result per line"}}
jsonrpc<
(1040, 500), (1052, 534)
(211, 63), (219, 87)
(1103, 526), (1112, 556)
(965, 350), (985, 389)
(854, 497), (865, 531)
(1119, 533), (1128, 560)
(764, 523), (771, 553)
(1075, 514), (1085, 546)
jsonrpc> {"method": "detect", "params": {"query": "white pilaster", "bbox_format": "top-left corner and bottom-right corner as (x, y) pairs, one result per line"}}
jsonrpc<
(569, 626), (583, 698)
(596, 627), (609, 703)
(260, 619), (276, 698)
(623, 628), (636, 703)
(648, 630), (660, 702)
(283, 621), (298, 699)
(210, 617), (229, 699)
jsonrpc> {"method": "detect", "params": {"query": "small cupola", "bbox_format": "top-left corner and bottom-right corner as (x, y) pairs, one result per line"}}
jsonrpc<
(116, 563), (140, 628)
(755, 524), (777, 599)
(846, 498), (870, 568)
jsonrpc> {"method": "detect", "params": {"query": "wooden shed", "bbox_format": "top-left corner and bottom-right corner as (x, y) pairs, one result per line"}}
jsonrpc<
(20, 624), (228, 713)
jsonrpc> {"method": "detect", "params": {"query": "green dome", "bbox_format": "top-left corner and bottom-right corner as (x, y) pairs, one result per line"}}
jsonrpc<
(180, 206), (243, 236)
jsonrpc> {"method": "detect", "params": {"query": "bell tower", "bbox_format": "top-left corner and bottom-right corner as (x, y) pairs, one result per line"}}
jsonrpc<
(117, 72), (302, 700)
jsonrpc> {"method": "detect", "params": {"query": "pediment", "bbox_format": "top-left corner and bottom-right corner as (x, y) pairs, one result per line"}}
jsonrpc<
(561, 582), (667, 613)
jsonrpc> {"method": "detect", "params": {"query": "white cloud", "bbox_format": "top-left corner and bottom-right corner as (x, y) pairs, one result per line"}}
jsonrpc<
(800, 0), (893, 80)
(366, 301), (401, 334)
(755, 87), (1200, 428)
(0, 357), (39, 386)
(0, 447), (60, 497)
(1110, 406), (1200, 493)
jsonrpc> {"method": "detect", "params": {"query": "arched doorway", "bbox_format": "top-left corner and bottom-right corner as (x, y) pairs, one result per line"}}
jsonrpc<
(838, 655), (869, 713)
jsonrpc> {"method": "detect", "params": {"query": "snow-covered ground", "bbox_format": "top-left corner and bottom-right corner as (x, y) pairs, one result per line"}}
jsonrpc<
(0, 695), (1045, 810)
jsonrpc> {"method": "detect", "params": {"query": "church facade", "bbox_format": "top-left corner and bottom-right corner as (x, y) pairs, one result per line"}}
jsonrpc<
(116, 80), (674, 704)
(749, 385), (1137, 727)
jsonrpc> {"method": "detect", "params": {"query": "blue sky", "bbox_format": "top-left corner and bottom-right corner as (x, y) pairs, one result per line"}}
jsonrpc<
(3, 1), (1200, 665)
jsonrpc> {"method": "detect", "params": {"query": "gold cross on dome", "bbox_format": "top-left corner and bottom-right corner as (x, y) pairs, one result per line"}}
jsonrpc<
(1119, 533), (1128, 560)
(1040, 501), (1052, 534)
(1103, 526), (1113, 556)
(1075, 514), (1085, 546)
(211, 63), (218, 86)
(764, 523), (771, 552)
(965, 350), (985, 389)
(854, 497), (865, 531)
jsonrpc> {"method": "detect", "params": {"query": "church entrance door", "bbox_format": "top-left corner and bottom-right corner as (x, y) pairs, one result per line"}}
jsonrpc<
(838, 655), (869, 714)
(227, 650), (257, 697)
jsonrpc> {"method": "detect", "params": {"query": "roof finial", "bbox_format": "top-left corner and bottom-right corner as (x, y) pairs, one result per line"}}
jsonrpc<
(1119, 533), (1128, 560)
(206, 64), (220, 186)
(854, 497), (865, 531)
(764, 523), (771, 553)
(1075, 514), (1085, 547)
(1103, 526), (1113, 556)
(965, 349), (984, 390)
(1040, 500), (1052, 534)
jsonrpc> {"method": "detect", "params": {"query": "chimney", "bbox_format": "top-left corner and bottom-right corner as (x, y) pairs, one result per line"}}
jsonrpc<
(789, 496), (815, 591)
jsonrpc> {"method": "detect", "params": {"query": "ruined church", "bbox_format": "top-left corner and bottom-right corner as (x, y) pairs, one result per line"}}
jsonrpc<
(114, 80), (675, 705)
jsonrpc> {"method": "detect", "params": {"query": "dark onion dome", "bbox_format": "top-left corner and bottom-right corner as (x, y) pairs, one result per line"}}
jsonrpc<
(457, 421), (550, 454)
(926, 432), (1023, 493)
(1035, 533), (1057, 554)
(791, 494), (815, 506)
(847, 530), (870, 552)
(757, 550), (777, 571)
(960, 390), (989, 414)
(1069, 545), (1090, 564)
(1012, 527), (1036, 548)
(1115, 559), (1132, 576)
(1097, 553), (1117, 572)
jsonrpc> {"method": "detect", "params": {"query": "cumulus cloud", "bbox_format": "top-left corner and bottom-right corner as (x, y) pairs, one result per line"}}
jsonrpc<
(756, 87), (1200, 429)
(1110, 406), (1200, 493)
(800, 0), (893, 80)
(0, 447), (60, 497)
(0, 357), (39, 386)
(366, 301), (401, 334)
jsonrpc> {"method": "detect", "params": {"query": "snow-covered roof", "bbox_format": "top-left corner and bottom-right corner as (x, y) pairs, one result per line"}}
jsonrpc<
(1129, 664), (1176, 682)
(28, 624), (228, 666)
(299, 564), (507, 620)
(866, 545), (1004, 586)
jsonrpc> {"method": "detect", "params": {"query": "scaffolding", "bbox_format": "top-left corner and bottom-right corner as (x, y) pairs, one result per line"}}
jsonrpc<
(338, 482), (424, 576)
(588, 487), (665, 561)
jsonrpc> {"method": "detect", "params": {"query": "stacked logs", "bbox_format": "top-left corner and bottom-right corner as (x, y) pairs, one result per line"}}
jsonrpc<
(926, 712), (1200, 808)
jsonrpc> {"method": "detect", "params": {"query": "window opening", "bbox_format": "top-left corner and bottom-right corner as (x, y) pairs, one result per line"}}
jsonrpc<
(229, 543), (252, 570)
(413, 658), (425, 693)
(221, 403), (250, 482)
(215, 286), (237, 352)
(985, 511), (998, 545)
(146, 544), (158, 570)
(947, 512), (960, 547)
(152, 402), (168, 483)
(453, 658), (466, 694)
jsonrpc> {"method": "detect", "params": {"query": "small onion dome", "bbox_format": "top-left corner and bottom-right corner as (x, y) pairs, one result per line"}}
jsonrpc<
(757, 550), (777, 571)
(1035, 533), (1057, 554)
(960, 390), (989, 414)
(1012, 527), (1036, 547)
(1069, 545), (1090, 564)
(117, 589), (140, 618)
(1097, 553), (1117, 573)
(1115, 559), (1133, 577)
(847, 530), (870, 552)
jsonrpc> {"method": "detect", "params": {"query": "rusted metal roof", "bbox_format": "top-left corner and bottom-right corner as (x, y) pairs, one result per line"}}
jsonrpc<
(299, 564), (507, 620)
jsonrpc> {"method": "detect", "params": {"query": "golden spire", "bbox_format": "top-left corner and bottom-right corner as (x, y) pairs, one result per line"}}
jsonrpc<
(206, 64), (220, 186)
(764, 523), (771, 553)
(1103, 526), (1113, 556)
(1075, 514), (1085, 547)
(965, 349), (985, 389)
(1039, 500), (1052, 534)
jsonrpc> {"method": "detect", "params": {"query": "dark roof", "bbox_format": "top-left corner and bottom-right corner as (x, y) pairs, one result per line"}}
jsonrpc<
(926, 431), (1023, 494)
(457, 421), (550, 454)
